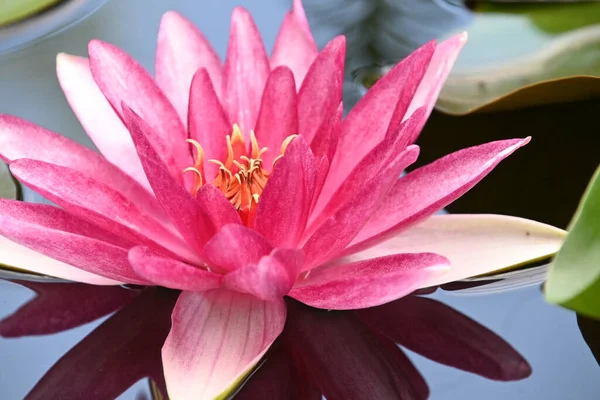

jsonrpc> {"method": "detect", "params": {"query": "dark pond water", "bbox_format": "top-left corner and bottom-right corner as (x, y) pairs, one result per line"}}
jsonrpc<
(1, 0), (599, 399)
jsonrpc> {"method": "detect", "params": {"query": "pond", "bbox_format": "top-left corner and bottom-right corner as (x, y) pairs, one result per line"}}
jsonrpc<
(0, 0), (599, 399)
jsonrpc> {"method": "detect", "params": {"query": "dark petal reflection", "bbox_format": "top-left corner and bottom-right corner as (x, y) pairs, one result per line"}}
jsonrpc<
(0, 280), (138, 337)
(577, 313), (600, 367)
(283, 298), (428, 400)
(23, 287), (176, 400)
(234, 343), (321, 400)
(355, 295), (531, 381)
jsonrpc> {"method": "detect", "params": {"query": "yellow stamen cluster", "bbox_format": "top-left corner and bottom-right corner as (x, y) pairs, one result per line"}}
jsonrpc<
(184, 124), (296, 223)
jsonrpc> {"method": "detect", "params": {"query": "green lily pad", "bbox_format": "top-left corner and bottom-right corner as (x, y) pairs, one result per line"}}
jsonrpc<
(437, 22), (600, 114)
(0, 160), (17, 200)
(472, 2), (600, 35)
(546, 165), (600, 319)
(0, 0), (62, 27)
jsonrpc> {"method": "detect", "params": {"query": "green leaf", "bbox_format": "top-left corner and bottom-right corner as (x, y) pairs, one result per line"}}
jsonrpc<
(475, 2), (600, 35)
(0, 0), (61, 27)
(0, 160), (18, 200)
(437, 23), (600, 114)
(546, 165), (600, 319)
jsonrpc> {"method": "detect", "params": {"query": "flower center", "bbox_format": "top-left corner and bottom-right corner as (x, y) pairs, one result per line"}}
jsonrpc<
(184, 124), (296, 224)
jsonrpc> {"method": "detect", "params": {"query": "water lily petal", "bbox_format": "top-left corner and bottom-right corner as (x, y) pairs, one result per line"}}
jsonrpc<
(324, 40), (435, 201)
(0, 281), (137, 337)
(297, 36), (345, 145)
(196, 184), (242, 231)
(271, 0), (318, 88)
(312, 108), (426, 225)
(284, 299), (429, 400)
(128, 246), (222, 291)
(0, 114), (163, 217)
(347, 214), (565, 287)
(290, 253), (448, 310)
(254, 66), (298, 168)
(204, 224), (272, 272)
(9, 159), (188, 260)
(88, 40), (190, 183)
(23, 288), (175, 400)
(55, 54), (149, 190)
(0, 236), (120, 285)
(302, 146), (419, 269)
(156, 11), (223, 125)
(348, 138), (530, 253)
(255, 136), (316, 248)
(223, 248), (303, 301)
(124, 107), (224, 260)
(188, 68), (230, 179)
(0, 203), (146, 284)
(355, 296), (532, 381)
(222, 7), (270, 140)
(162, 289), (286, 400)
(405, 33), (467, 144)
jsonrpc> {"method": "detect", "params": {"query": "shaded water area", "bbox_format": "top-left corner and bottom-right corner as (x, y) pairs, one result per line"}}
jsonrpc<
(1, 0), (599, 399)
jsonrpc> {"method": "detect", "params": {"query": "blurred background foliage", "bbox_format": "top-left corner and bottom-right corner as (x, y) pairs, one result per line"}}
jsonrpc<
(303, 0), (600, 232)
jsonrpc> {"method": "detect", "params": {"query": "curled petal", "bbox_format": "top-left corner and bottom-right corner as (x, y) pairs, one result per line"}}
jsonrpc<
(223, 248), (303, 301)
(128, 247), (222, 292)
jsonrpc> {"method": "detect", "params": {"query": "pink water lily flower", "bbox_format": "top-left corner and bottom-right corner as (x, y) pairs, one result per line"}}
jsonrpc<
(0, 1), (565, 398)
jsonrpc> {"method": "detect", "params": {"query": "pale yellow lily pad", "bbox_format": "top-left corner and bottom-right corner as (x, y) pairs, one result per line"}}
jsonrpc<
(437, 23), (600, 115)
(0, 0), (61, 27)
(0, 160), (17, 200)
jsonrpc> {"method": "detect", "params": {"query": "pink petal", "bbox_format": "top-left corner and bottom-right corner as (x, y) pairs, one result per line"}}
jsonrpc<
(128, 246), (222, 291)
(188, 68), (230, 179)
(290, 253), (448, 310)
(405, 33), (467, 144)
(254, 66), (298, 168)
(284, 298), (429, 399)
(0, 203), (146, 284)
(0, 114), (165, 220)
(223, 248), (303, 301)
(323, 40), (435, 205)
(301, 146), (420, 270)
(9, 159), (189, 260)
(23, 288), (175, 400)
(222, 7), (270, 140)
(297, 36), (345, 145)
(0, 236), (120, 285)
(348, 214), (565, 287)
(0, 282), (137, 337)
(123, 107), (226, 260)
(270, 0), (319, 88)
(162, 289), (286, 399)
(55, 53), (150, 190)
(347, 138), (530, 253)
(311, 108), (426, 226)
(88, 40), (191, 184)
(355, 296), (532, 381)
(196, 184), (242, 232)
(156, 11), (223, 126)
(255, 136), (316, 248)
(204, 224), (273, 272)
(309, 101), (342, 162)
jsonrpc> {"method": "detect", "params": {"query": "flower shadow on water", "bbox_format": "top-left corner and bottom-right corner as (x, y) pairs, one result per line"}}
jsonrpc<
(0, 280), (532, 400)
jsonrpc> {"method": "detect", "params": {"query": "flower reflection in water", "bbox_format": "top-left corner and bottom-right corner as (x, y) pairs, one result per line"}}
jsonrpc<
(0, 280), (530, 400)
